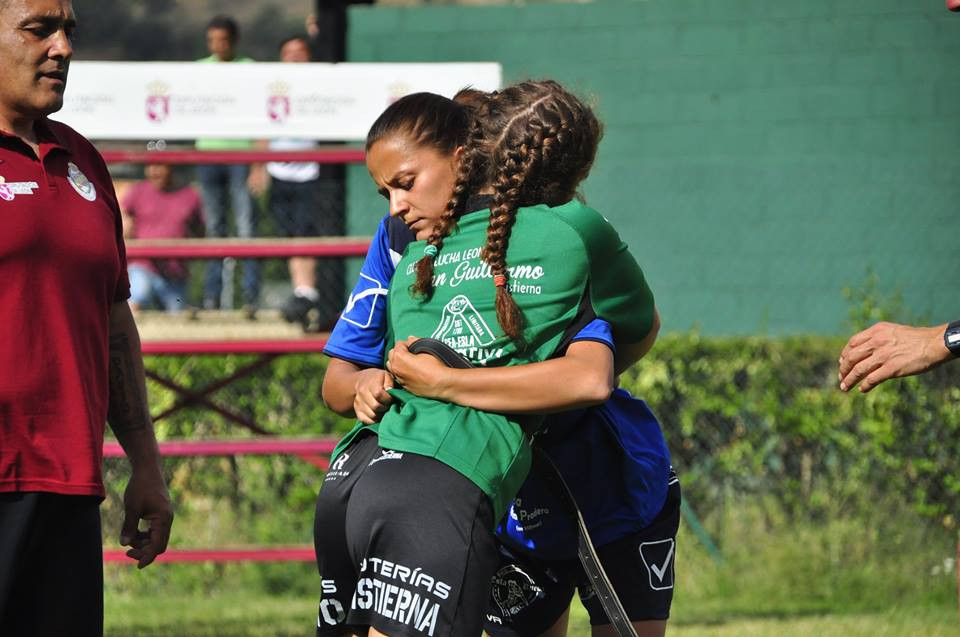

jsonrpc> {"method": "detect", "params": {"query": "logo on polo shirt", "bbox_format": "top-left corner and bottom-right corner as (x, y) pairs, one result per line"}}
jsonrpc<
(0, 176), (39, 201)
(67, 162), (96, 202)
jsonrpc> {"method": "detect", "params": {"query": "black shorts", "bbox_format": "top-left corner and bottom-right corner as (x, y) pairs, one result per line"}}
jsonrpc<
(0, 492), (103, 636)
(484, 479), (681, 636)
(314, 433), (499, 637)
(270, 169), (344, 238)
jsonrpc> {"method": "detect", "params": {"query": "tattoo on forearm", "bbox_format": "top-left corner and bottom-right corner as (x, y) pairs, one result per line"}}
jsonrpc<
(108, 332), (149, 433)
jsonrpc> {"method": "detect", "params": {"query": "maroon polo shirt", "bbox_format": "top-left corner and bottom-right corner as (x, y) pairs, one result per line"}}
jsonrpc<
(0, 118), (129, 497)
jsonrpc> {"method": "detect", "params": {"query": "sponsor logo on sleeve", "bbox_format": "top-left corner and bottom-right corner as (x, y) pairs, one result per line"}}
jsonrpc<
(341, 272), (388, 329)
(389, 248), (403, 268)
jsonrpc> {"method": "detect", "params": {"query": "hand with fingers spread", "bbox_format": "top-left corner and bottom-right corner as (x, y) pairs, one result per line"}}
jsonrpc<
(120, 466), (173, 569)
(838, 321), (956, 393)
(353, 368), (395, 424)
(386, 337), (451, 400)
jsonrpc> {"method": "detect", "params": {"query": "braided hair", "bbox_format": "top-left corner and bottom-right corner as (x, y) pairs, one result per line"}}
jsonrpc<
(370, 83), (602, 345)
(413, 80), (602, 343)
(365, 93), (477, 299)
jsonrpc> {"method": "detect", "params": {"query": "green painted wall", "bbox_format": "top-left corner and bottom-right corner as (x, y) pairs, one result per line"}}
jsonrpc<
(347, 0), (960, 335)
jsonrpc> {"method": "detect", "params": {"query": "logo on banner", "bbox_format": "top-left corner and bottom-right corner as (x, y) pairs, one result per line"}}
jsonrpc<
(387, 82), (411, 105)
(67, 163), (97, 202)
(0, 176), (38, 202)
(145, 81), (171, 123)
(267, 81), (291, 123)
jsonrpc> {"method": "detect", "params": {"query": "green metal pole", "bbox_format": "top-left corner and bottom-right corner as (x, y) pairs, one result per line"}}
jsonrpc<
(680, 499), (722, 563)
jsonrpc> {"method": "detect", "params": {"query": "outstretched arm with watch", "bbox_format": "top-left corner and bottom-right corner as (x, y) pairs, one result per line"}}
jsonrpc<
(838, 320), (959, 393)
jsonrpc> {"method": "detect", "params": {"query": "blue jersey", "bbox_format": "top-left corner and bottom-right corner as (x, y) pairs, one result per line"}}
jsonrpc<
(323, 214), (672, 560)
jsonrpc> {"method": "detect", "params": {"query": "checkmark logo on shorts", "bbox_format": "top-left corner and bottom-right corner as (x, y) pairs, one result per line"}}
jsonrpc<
(639, 539), (675, 591)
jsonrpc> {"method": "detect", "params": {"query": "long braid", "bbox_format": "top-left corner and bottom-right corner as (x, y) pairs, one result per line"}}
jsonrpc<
(411, 116), (487, 298)
(483, 129), (533, 342)
(476, 80), (603, 345)
(482, 120), (554, 343)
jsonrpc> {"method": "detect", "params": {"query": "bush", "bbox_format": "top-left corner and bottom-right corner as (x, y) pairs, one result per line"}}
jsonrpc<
(627, 333), (960, 532)
(103, 335), (959, 608)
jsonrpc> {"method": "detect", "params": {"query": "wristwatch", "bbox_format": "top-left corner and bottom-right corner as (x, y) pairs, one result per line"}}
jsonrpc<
(944, 320), (960, 358)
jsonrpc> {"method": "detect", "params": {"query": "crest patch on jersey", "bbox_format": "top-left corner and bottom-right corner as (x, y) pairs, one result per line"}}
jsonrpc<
(67, 162), (97, 202)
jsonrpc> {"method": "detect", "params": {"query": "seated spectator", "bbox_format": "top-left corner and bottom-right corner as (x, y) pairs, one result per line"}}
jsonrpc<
(121, 163), (204, 313)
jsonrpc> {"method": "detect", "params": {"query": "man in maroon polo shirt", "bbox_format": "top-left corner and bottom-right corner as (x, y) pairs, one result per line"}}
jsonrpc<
(0, 1), (174, 635)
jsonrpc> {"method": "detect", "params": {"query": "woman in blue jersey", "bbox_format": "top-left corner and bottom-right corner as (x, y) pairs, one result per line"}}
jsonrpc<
(316, 80), (668, 634)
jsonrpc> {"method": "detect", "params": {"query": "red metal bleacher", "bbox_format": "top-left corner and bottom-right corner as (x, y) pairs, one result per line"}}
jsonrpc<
(102, 439), (339, 564)
(103, 147), (370, 564)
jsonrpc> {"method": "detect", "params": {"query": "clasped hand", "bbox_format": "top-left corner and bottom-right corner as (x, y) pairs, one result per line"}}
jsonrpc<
(354, 337), (449, 424)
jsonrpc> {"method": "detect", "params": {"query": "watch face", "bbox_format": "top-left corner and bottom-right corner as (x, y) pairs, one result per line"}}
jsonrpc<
(946, 322), (960, 355)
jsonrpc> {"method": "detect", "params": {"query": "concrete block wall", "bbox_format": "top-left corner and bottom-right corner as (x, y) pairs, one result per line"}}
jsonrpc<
(347, 0), (960, 335)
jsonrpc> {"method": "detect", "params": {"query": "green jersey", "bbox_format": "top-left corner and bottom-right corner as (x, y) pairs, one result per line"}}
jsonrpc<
(195, 55), (255, 151)
(333, 200), (655, 521)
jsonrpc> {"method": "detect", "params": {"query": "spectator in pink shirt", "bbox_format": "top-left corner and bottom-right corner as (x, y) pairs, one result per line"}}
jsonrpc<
(121, 163), (204, 312)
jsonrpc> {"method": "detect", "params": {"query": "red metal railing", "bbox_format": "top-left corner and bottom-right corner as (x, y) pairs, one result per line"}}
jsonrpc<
(104, 547), (315, 563)
(101, 148), (366, 165)
(103, 147), (360, 566)
(125, 237), (370, 260)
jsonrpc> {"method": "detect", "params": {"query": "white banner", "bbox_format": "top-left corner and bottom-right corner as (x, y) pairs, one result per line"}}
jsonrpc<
(54, 62), (501, 141)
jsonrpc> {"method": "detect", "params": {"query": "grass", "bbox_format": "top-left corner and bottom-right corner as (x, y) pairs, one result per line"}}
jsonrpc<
(104, 592), (958, 637)
(105, 593), (314, 637)
(103, 498), (959, 636)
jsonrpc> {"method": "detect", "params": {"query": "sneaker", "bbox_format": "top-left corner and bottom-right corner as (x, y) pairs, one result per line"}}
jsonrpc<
(242, 304), (258, 321)
(280, 294), (320, 332)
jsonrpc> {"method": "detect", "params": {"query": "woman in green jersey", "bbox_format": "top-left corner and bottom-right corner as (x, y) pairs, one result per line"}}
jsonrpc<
(315, 82), (655, 637)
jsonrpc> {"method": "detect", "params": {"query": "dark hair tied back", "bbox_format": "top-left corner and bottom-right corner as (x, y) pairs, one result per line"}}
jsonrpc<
(366, 93), (478, 300)
(369, 83), (602, 347)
